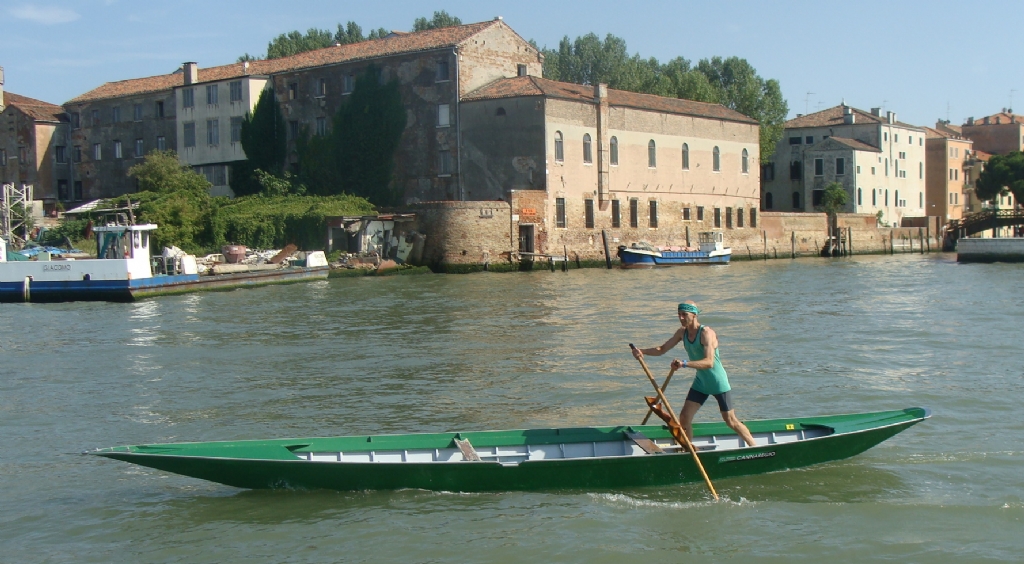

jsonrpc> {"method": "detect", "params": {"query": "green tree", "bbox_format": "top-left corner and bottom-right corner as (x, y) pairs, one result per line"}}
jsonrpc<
(233, 88), (288, 196)
(819, 181), (849, 216)
(267, 28), (335, 59)
(412, 10), (461, 31)
(125, 151), (213, 252)
(237, 53), (263, 63)
(975, 151), (1024, 205)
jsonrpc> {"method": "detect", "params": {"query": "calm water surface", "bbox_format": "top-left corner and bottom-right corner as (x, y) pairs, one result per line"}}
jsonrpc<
(1, 253), (1021, 563)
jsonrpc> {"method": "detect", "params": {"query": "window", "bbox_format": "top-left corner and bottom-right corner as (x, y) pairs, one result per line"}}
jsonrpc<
(135, 139), (144, 158)
(920, 162), (924, 179)
(55, 146), (67, 164)
(111, 106), (121, 123)
(556, 198), (567, 228)
(697, 206), (704, 221)
(317, 78), (327, 97)
(836, 157), (845, 176)
(554, 131), (564, 162)
(184, 123), (196, 148)
(0, 148), (6, 165)
(714, 207), (722, 228)
(73, 146), (81, 163)
(230, 81), (243, 102)
(517, 64), (527, 77)
(438, 149), (452, 175)
(288, 120), (299, 140)
(682, 143), (689, 170)
(765, 192), (773, 210)
(792, 192), (801, 209)
(436, 59), (450, 81)
(316, 117), (327, 137)
(610, 137), (618, 166)
(814, 158), (824, 176)
(884, 132), (888, 142)
(133, 104), (142, 121)
(894, 134), (899, 143)
(207, 119), (219, 146)
(495, 107), (506, 116)
(583, 134), (593, 164)
(156, 136), (166, 151)
(895, 190), (900, 207)
(73, 181), (83, 201)
(885, 189), (889, 206)
(920, 192), (923, 207)
(763, 163), (775, 181)
(649, 200), (658, 228)
(805, 136), (813, 144)
(648, 140), (656, 168)
(71, 112), (80, 129)
(156, 101), (164, 118)
(683, 207), (691, 220)
(629, 199), (639, 228)
(114, 140), (122, 159)
(790, 161), (802, 180)
(182, 88), (194, 108)
(857, 187), (862, 206)
(885, 159), (889, 176)
(343, 75), (354, 94)
(91, 109), (99, 125)
(611, 199), (621, 228)
(737, 207), (744, 228)
(909, 136), (913, 144)
(585, 199), (595, 228)
(712, 146), (720, 171)
(93, 143), (102, 160)
(437, 104), (450, 127)
(725, 207), (733, 229)
(872, 190), (876, 206)
(749, 208), (757, 228)
(789, 136), (801, 145)
(813, 189), (824, 206)
(19, 146), (27, 164)
(206, 84), (218, 105)
(230, 117), (243, 143)
(58, 180), (68, 200)
(288, 83), (298, 100)
(742, 148), (749, 174)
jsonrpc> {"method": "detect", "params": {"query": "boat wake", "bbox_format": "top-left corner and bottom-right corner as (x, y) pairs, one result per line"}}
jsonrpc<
(589, 492), (749, 509)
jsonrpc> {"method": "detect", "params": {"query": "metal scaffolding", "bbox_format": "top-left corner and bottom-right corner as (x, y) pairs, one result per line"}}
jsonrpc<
(1, 182), (33, 247)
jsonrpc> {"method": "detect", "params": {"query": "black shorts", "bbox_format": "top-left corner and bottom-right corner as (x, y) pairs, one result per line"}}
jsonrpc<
(686, 387), (734, 412)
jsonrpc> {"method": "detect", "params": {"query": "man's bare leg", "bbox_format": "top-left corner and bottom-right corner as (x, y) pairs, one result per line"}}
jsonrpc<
(721, 409), (757, 447)
(678, 400), (702, 447)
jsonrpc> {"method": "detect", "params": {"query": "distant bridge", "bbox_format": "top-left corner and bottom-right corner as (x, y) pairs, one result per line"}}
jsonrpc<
(944, 209), (1024, 250)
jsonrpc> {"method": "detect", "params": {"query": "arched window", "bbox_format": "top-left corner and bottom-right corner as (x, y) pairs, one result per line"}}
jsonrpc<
(495, 107), (506, 116)
(713, 146), (721, 172)
(919, 192), (923, 207)
(885, 189), (889, 206)
(857, 187), (862, 206)
(765, 192), (773, 210)
(554, 131), (563, 162)
(583, 133), (593, 164)
(682, 143), (690, 170)
(648, 140), (656, 168)
(872, 189), (877, 206)
(792, 191), (801, 209)
(895, 190), (900, 207)
(610, 136), (618, 166)
(741, 148), (749, 174)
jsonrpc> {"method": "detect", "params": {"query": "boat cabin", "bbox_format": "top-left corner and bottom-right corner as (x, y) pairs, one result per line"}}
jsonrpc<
(698, 231), (727, 253)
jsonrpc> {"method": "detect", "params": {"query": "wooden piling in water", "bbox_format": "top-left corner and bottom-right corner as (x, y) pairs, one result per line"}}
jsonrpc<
(791, 232), (796, 259)
(601, 230), (612, 269)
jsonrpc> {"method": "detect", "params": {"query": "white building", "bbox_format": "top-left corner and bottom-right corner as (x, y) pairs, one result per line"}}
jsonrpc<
(763, 104), (927, 226)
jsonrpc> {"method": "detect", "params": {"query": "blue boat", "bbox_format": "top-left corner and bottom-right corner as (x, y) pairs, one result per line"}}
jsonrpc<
(1, 216), (328, 303)
(618, 231), (731, 268)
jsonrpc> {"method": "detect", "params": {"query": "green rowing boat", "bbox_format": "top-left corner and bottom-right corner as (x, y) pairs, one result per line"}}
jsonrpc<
(91, 407), (929, 492)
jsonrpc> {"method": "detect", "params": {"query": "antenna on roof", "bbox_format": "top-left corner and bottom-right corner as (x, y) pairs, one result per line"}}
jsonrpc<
(804, 92), (815, 115)
(1010, 89), (1017, 114)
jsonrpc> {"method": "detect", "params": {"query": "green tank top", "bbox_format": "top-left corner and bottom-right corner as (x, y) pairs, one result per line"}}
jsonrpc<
(680, 325), (731, 395)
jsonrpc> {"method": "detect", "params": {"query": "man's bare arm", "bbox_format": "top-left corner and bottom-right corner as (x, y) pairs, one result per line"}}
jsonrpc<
(633, 329), (683, 359)
(685, 326), (718, 370)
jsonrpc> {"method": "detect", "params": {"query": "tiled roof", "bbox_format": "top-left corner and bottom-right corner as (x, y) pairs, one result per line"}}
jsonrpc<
(463, 76), (758, 124)
(811, 136), (880, 152)
(66, 20), (503, 104)
(1, 91), (66, 122)
(968, 112), (1024, 125)
(785, 104), (922, 131)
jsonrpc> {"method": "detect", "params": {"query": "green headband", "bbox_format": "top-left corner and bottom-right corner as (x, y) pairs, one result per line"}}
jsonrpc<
(678, 303), (700, 315)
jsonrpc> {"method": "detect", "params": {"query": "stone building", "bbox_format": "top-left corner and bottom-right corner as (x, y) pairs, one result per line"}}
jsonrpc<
(924, 125), (972, 221)
(763, 104), (927, 227)
(961, 111), (1024, 155)
(448, 76), (761, 259)
(0, 67), (70, 209)
(61, 18), (540, 203)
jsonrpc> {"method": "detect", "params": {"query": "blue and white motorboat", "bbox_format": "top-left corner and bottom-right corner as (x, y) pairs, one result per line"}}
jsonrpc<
(618, 231), (731, 268)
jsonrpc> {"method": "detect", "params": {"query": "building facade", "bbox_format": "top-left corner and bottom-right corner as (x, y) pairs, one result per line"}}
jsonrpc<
(0, 69), (70, 208)
(961, 112), (1024, 155)
(763, 104), (927, 227)
(924, 126), (972, 221)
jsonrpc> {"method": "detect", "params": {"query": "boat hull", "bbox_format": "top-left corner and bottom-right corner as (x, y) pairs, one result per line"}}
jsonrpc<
(0, 266), (328, 303)
(618, 248), (731, 268)
(93, 408), (929, 492)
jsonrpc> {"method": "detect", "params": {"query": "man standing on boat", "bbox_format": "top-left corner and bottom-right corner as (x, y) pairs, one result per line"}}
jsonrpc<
(632, 301), (757, 447)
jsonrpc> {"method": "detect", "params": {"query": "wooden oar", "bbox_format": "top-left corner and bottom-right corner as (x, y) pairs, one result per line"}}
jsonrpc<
(641, 365), (678, 425)
(629, 344), (719, 500)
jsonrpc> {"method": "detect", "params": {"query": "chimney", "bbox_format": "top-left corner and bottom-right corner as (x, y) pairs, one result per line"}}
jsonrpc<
(871, 107), (881, 116)
(886, 111), (896, 124)
(0, 66), (5, 108)
(183, 62), (198, 85)
(595, 83), (610, 203)
(967, 117), (974, 126)
(983, 116), (990, 125)
(843, 106), (855, 124)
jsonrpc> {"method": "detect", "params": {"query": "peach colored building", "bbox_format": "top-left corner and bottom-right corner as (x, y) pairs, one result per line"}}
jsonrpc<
(924, 126), (972, 221)
(460, 76), (760, 256)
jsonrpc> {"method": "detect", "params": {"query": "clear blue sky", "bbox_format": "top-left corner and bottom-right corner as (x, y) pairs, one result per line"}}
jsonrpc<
(3, 0), (1021, 128)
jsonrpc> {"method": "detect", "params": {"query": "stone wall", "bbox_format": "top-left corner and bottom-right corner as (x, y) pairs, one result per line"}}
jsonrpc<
(411, 200), (515, 266)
